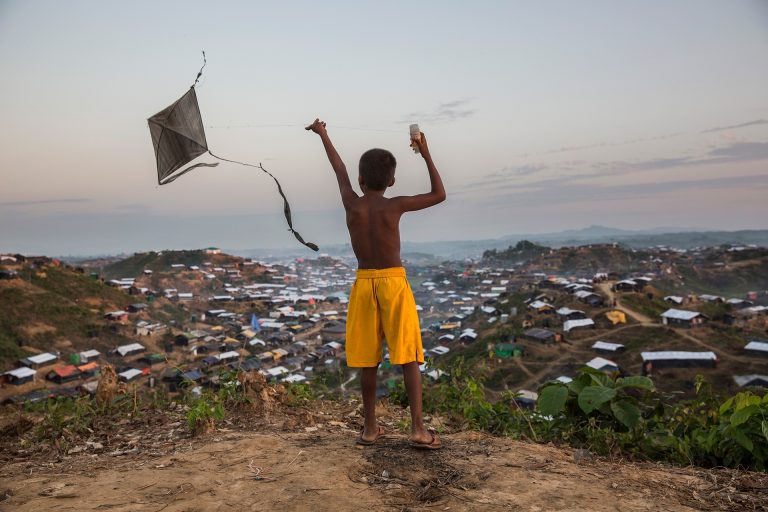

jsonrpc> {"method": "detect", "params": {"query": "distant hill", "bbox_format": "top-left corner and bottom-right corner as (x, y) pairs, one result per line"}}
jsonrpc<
(505, 243), (652, 275)
(98, 250), (244, 280)
(85, 250), (270, 316)
(232, 227), (768, 261)
(481, 240), (551, 264)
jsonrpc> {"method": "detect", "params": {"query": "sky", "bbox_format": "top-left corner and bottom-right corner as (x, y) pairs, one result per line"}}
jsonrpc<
(1, 1), (767, 256)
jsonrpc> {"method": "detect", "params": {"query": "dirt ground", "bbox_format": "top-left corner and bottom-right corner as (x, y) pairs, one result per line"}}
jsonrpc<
(2, 410), (767, 512)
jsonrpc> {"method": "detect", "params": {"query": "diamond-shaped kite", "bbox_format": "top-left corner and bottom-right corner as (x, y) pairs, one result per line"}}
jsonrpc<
(147, 52), (318, 251)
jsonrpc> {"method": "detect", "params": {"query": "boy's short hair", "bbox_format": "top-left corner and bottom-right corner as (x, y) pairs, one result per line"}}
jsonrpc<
(359, 148), (396, 191)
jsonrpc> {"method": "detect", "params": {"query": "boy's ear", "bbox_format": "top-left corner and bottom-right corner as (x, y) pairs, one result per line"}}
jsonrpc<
(358, 175), (365, 188)
(389, 176), (396, 187)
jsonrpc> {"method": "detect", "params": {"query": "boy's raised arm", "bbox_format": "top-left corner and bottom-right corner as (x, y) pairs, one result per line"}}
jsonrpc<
(393, 132), (446, 213)
(306, 118), (358, 207)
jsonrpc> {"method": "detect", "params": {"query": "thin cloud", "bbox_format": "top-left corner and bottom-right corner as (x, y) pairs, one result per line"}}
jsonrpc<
(541, 132), (682, 155)
(463, 141), (768, 194)
(458, 164), (547, 192)
(484, 173), (768, 207)
(701, 119), (768, 133)
(0, 198), (90, 207)
(402, 98), (475, 124)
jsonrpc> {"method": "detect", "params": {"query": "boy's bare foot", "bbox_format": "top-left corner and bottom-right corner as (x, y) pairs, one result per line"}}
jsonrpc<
(409, 429), (442, 450)
(356, 425), (385, 446)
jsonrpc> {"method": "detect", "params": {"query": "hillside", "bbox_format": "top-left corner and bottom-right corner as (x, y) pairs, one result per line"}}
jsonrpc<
(0, 261), (186, 368)
(0, 264), (133, 365)
(669, 251), (768, 297)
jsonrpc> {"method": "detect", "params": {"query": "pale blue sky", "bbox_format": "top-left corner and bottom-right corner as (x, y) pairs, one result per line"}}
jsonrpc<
(1, 1), (767, 255)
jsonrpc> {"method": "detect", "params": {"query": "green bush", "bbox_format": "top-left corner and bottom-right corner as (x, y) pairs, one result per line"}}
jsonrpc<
(186, 391), (225, 434)
(400, 358), (768, 471)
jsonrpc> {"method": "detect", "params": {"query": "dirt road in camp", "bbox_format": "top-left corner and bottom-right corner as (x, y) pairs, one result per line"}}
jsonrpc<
(597, 282), (654, 324)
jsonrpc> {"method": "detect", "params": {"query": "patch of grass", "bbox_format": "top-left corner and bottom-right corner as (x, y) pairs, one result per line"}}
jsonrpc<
(620, 292), (668, 319)
(0, 267), (141, 366)
(677, 259), (768, 297)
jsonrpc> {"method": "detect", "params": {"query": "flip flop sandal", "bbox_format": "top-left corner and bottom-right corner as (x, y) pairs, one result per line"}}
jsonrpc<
(410, 431), (442, 450)
(356, 425), (385, 446)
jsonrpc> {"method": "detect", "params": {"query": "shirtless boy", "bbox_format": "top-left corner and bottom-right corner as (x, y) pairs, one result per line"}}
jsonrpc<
(306, 118), (446, 449)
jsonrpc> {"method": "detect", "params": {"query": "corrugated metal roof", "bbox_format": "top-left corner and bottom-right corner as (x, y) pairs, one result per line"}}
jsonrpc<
(116, 343), (145, 356)
(592, 341), (624, 351)
(586, 357), (618, 370)
(119, 368), (143, 380)
(733, 374), (768, 387)
(660, 309), (701, 321)
(745, 341), (768, 353)
(641, 351), (717, 361)
(525, 328), (555, 339)
(25, 353), (57, 365)
(5, 367), (36, 378)
(563, 319), (595, 332)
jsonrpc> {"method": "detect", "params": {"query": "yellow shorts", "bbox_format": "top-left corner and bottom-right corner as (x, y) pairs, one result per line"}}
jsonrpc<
(345, 267), (423, 367)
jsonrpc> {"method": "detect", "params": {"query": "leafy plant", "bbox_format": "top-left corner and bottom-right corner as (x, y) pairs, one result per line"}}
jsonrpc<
(284, 382), (314, 406)
(403, 358), (768, 471)
(186, 391), (225, 435)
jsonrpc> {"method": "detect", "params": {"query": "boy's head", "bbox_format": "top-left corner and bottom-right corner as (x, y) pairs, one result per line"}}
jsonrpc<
(358, 148), (396, 191)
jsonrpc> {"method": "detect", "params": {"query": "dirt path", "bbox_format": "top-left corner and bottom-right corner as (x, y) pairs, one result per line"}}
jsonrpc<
(594, 283), (753, 361)
(515, 280), (755, 390)
(515, 323), (666, 390)
(597, 282), (654, 324)
(513, 356), (534, 378)
(2, 428), (759, 512)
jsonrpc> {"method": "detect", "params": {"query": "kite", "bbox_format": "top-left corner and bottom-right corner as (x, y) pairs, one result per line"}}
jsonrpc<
(147, 52), (318, 251)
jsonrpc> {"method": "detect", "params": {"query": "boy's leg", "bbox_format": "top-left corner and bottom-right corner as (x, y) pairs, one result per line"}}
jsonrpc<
(360, 365), (380, 441)
(402, 361), (437, 445)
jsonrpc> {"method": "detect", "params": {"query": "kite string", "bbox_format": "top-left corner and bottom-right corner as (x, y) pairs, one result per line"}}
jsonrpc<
(207, 122), (402, 134)
(207, 150), (275, 177)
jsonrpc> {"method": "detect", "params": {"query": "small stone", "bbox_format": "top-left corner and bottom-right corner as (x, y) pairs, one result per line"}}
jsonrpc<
(382, 470), (390, 478)
(573, 449), (592, 464)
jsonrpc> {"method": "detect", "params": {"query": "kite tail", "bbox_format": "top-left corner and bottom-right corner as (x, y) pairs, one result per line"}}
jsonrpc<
(194, 50), (206, 87)
(208, 150), (319, 252)
(158, 162), (219, 185)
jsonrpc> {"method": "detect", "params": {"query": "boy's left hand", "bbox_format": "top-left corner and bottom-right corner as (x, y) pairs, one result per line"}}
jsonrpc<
(305, 118), (327, 135)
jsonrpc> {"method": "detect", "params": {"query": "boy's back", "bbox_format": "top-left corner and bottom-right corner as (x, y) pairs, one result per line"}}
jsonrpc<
(345, 194), (403, 269)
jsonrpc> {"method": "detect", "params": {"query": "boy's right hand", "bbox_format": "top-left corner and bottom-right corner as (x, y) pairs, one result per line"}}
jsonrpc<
(305, 118), (327, 135)
(411, 131), (430, 156)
